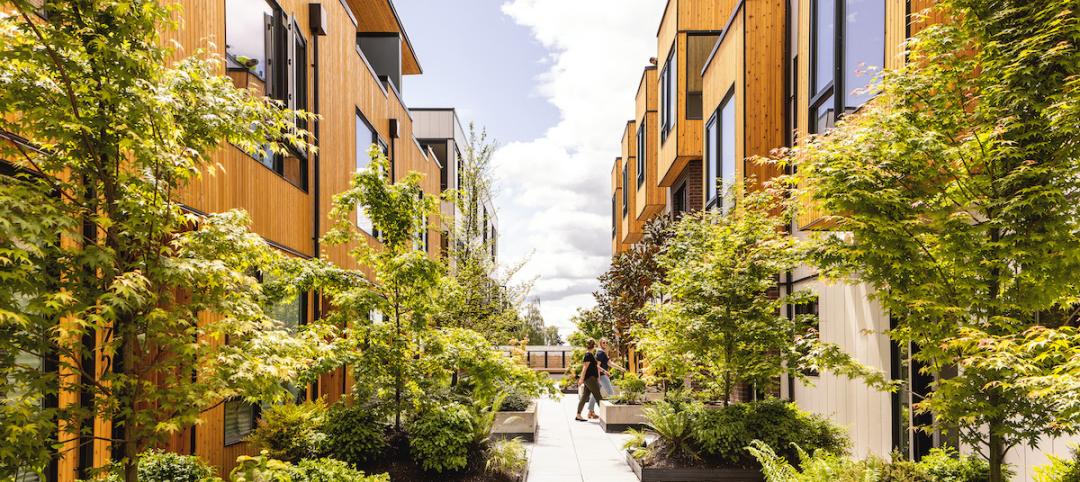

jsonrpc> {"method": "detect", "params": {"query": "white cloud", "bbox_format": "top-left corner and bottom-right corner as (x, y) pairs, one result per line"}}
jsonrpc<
(494, 0), (663, 336)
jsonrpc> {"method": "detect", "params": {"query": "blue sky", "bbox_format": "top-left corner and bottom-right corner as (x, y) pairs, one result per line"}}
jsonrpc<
(397, 0), (665, 335)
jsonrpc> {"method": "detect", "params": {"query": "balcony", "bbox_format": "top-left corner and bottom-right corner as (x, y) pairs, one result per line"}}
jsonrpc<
(699, 0), (786, 209)
(619, 122), (644, 246)
(655, 0), (732, 189)
(633, 66), (666, 222)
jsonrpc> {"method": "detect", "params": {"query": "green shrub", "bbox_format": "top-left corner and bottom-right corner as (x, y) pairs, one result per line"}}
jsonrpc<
(408, 402), (476, 473)
(247, 401), (328, 463)
(322, 401), (388, 466)
(292, 458), (389, 482)
(484, 439), (527, 477)
(498, 389), (532, 412)
(230, 453), (295, 482)
(84, 450), (219, 482)
(918, 447), (992, 482)
(1037, 446), (1080, 482)
(642, 400), (700, 462)
(230, 454), (388, 482)
(691, 398), (848, 468)
(612, 372), (646, 405)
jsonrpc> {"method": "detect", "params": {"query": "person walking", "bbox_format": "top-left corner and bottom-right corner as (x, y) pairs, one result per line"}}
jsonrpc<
(587, 338), (616, 419)
(574, 339), (603, 422)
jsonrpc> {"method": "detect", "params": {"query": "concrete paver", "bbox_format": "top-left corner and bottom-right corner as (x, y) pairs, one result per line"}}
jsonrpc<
(525, 395), (638, 482)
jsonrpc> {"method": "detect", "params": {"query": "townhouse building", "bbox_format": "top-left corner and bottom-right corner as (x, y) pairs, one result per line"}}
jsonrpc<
(411, 108), (499, 262)
(0, 0), (483, 480)
(612, 0), (1074, 478)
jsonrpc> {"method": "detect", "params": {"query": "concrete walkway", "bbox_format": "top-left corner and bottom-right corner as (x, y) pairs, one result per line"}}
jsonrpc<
(525, 395), (638, 482)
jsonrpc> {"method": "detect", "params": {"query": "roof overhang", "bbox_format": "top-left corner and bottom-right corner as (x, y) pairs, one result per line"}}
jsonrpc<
(345, 0), (422, 75)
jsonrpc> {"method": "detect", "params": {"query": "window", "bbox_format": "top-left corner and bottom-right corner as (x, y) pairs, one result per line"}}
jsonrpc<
(611, 194), (618, 238)
(226, 0), (308, 187)
(225, 0), (276, 82)
(809, 0), (884, 133)
(719, 92), (736, 214)
(636, 124), (646, 187)
(660, 48), (676, 141)
(621, 163), (629, 218)
(843, 0), (885, 110)
(704, 114), (718, 205)
(490, 227), (497, 260)
(224, 398), (259, 445)
(705, 90), (736, 212)
(672, 183), (687, 218)
(794, 301), (820, 376)
(355, 111), (382, 235)
(787, 0), (799, 147)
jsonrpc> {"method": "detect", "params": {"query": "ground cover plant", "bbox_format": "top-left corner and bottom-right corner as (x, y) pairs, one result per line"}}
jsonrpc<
(748, 443), (992, 482)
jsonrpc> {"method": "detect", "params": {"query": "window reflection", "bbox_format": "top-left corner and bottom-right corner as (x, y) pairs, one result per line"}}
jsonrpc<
(225, 0), (273, 80)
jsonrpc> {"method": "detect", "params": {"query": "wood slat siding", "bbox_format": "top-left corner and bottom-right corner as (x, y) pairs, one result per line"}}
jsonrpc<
(49, 0), (446, 479)
(619, 122), (644, 245)
(656, 0), (735, 188)
(634, 67), (665, 221)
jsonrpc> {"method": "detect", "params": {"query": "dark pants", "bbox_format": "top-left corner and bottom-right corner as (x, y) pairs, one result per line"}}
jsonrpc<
(576, 377), (602, 415)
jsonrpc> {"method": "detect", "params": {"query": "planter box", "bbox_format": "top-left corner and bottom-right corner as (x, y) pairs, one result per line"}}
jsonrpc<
(599, 400), (647, 433)
(625, 451), (763, 482)
(644, 391), (665, 402)
(492, 402), (537, 442)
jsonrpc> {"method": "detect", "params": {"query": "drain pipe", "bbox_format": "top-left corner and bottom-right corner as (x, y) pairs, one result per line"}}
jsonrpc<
(308, 3), (327, 398)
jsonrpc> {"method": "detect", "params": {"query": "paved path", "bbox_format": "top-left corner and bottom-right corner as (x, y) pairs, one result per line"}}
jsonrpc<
(525, 395), (638, 482)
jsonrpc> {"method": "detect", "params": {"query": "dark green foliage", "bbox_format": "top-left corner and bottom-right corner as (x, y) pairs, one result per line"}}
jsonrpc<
(407, 402), (476, 473)
(642, 400), (700, 463)
(498, 389), (532, 412)
(248, 401), (328, 463)
(322, 402), (389, 467)
(691, 399), (848, 469)
(750, 443), (992, 482)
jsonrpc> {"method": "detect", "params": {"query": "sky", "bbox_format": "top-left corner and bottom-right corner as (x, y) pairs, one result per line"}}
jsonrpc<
(397, 0), (665, 336)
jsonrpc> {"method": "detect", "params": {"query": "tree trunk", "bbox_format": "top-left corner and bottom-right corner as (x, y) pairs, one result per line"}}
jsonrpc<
(988, 427), (1006, 482)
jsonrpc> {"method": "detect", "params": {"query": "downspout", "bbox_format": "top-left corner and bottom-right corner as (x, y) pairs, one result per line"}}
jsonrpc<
(308, 3), (327, 399)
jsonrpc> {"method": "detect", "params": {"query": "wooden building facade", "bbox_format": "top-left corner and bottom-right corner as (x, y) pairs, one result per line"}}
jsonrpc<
(0, 0), (458, 480)
(611, 0), (1075, 478)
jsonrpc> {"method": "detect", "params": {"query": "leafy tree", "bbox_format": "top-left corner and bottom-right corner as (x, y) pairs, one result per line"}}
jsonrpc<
(593, 217), (672, 358)
(634, 190), (892, 404)
(786, 0), (1080, 479)
(433, 125), (533, 344)
(542, 326), (563, 345)
(569, 307), (614, 345)
(0, 1), (333, 481)
(322, 148), (442, 430)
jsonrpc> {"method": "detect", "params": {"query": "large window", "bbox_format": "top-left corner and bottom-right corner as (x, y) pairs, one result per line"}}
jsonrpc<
(355, 111), (379, 235)
(705, 90), (736, 212)
(660, 48), (676, 142)
(226, 0), (309, 188)
(809, 0), (885, 133)
(636, 124), (646, 187)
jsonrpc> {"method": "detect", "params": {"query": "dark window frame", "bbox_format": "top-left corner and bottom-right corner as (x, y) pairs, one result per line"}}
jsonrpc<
(223, 398), (260, 446)
(636, 123), (646, 187)
(224, 0), (309, 191)
(660, 44), (677, 143)
(621, 163), (629, 218)
(808, 0), (885, 135)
